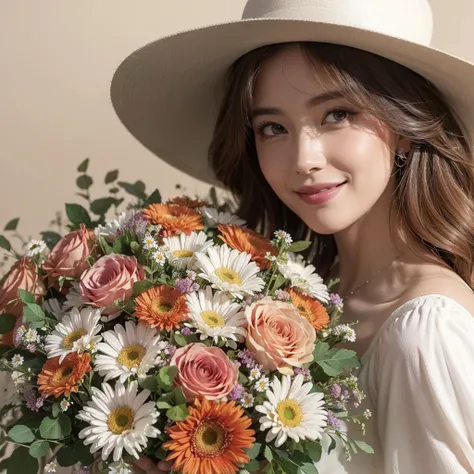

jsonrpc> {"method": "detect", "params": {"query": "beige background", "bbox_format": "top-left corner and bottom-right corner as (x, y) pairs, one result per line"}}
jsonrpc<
(1, 0), (474, 247)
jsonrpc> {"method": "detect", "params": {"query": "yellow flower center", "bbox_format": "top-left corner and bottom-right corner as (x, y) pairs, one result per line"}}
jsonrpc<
(191, 420), (231, 458)
(215, 267), (242, 285)
(201, 311), (225, 328)
(117, 344), (145, 369)
(63, 329), (88, 349)
(276, 400), (304, 428)
(152, 299), (173, 313)
(52, 366), (74, 384)
(173, 249), (194, 258)
(107, 406), (134, 434)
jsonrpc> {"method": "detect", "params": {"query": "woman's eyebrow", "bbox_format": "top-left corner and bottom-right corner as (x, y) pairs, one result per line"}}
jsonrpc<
(251, 90), (344, 119)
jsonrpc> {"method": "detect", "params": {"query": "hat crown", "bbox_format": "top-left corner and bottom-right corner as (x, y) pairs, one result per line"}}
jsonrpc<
(242, 0), (433, 46)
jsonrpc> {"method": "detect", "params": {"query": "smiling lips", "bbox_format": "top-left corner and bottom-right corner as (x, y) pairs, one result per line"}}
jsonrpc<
(296, 181), (347, 205)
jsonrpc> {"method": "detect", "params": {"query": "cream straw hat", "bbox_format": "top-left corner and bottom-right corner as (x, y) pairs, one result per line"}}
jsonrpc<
(111, 0), (474, 184)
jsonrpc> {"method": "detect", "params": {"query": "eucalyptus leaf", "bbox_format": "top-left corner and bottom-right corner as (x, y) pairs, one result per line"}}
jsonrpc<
(354, 440), (375, 454)
(4, 218), (19, 231)
(315, 347), (360, 377)
(39, 414), (71, 440)
(76, 175), (93, 190)
(29, 440), (49, 458)
(8, 425), (35, 444)
(0, 314), (17, 334)
(23, 303), (45, 329)
(156, 366), (179, 391)
(18, 289), (35, 304)
(7, 447), (38, 474)
(0, 234), (11, 251)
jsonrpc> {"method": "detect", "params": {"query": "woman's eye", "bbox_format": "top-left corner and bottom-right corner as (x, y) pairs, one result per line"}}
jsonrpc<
(257, 123), (287, 137)
(324, 109), (352, 124)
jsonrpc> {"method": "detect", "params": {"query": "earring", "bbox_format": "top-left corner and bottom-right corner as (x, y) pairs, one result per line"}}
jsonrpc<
(395, 149), (407, 166)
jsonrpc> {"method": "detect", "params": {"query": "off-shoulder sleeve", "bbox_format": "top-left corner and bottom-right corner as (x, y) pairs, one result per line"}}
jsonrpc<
(370, 295), (474, 474)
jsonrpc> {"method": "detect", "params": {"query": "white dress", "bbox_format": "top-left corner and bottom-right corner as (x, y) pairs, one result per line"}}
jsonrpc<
(317, 294), (474, 474)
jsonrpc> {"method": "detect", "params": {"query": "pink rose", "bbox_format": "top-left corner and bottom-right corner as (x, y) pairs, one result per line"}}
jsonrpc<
(246, 297), (316, 376)
(0, 257), (46, 345)
(170, 343), (238, 401)
(43, 224), (94, 286)
(80, 254), (144, 316)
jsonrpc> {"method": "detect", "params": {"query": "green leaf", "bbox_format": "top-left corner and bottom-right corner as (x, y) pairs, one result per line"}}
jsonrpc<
(99, 236), (114, 255)
(244, 459), (261, 471)
(29, 440), (49, 458)
(39, 414), (71, 440)
(132, 280), (155, 297)
(0, 234), (11, 251)
(354, 440), (375, 454)
(272, 273), (287, 291)
(156, 400), (172, 410)
(105, 169), (119, 184)
(315, 347), (360, 377)
(130, 241), (141, 255)
(287, 241), (312, 252)
(57, 445), (79, 467)
(173, 332), (187, 347)
(172, 387), (187, 406)
(18, 289), (35, 304)
(65, 203), (91, 226)
(264, 445), (274, 463)
(112, 236), (127, 254)
(74, 441), (94, 465)
(0, 314), (17, 334)
(138, 376), (158, 393)
(145, 189), (162, 205)
(166, 404), (189, 422)
(23, 303), (46, 329)
(156, 365), (179, 391)
(245, 442), (262, 460)
(90, 197), (115, 216)
(52, 402), (60, 418)
(118, 180), (146, 199)
(77, 158), (89, 173)
(304, 442), (322, 463)
(7, 447), (38, 474)
(4, 218), (19, 231)
(8, 425), (35, 443)
(40, 231), (62, 248)
(76, 175), (93, 190)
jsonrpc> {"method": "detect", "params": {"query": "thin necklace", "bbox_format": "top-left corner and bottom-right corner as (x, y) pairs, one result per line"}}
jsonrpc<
(341, 255), (401, 300)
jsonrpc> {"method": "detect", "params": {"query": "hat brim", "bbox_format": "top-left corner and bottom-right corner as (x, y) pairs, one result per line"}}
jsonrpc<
(110, 18), (474, 185)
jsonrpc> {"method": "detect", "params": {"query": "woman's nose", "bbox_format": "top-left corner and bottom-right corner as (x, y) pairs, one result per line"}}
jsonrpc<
(293, 131), (327, 175)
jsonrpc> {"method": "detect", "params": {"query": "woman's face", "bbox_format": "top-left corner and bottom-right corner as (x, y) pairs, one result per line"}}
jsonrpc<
(252, 47), (402, 235)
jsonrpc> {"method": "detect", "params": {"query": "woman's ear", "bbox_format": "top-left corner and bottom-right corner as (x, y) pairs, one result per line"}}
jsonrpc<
(397, 137), (412, 154)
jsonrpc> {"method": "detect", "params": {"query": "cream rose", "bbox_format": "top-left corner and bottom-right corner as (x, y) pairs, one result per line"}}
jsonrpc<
(43, 224), (94, 286)
(245, 297), (316, 375)
(79, 254), (144, 316)
(0, 257), (46, 345)
(170, 343), (239, 401)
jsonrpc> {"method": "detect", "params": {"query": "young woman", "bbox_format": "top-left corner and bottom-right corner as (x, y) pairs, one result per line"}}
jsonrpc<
(111, 0), (474, 472)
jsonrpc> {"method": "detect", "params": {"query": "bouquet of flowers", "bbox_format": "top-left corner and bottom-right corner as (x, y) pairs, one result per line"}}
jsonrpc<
(0, 160), (372, 474)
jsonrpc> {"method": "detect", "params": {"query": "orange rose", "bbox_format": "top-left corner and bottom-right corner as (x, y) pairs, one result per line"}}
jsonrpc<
(43, 224), (94, 287)
(0, 257), (46, 345)
(245, 297), (316, 376)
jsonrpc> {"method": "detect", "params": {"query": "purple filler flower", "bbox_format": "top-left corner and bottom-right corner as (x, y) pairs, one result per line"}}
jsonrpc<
(24, 390), (44, 412)
(228, 384), (245, 401)
(327, 410), (343, 431)
(175, 277), (200, 295)
(330, 293), (344, 306)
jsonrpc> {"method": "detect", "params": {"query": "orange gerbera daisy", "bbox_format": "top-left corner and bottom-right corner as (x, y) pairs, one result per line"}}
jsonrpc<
(38, 352), (91, 398)
(288, 288), (330, 332)
(164, 398), (255, 474)
(217, 224), (277, 270)
(134, 285), (188, 331)
(167, 195), (209, 209)
(142, 203), (204, 237)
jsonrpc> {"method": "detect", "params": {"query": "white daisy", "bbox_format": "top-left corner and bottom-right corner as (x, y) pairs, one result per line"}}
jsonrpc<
(62, 282), (86, 311)
(24, 239), (47, 257)
(77, 381), (160, 462)
(94, 321), (161, 383)
(194, 245), (264, 299)
(278, 253), (329, 303)
(43, 298), (66, 320)
(44, 307), (102, 363)
(44, 462), (57, 473)
(60, 399), (71, 412)
(108, 460), (132, 474)
(142, 234), (158, 251)
(256, 374), (327, 448)
(200, 207), (247, 227)
(95, 210), (136, 241)
(11, 354), (24, 368)
(164, 231), (213, 271)
(185, 286), (247, 346)
(254, 376), (271, 393)
(330, 324), (357, 343)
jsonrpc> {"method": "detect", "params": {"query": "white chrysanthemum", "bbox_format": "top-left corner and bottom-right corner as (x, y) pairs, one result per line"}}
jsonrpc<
(256, 374), (327, 448)
(24, 239), (47, 257)
(77, 381), (160, 462)
(185, 286), (246, 346)
(108, 460), (132, 474)
(194, 245), (264, 299)
(163, 231), (213, 270)
(94, 321), (161, 383)
(45, 307), (102, 362)
(200, 207), (246, 227)
(278, 253), (329, 303)
(95, 210), (136, 241)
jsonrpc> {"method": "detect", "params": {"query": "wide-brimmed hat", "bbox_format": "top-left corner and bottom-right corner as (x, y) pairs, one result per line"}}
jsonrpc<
(110, 0), (474, 185)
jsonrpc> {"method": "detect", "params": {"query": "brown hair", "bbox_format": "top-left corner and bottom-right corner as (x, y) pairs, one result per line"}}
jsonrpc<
(209, 42), (474, 285)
